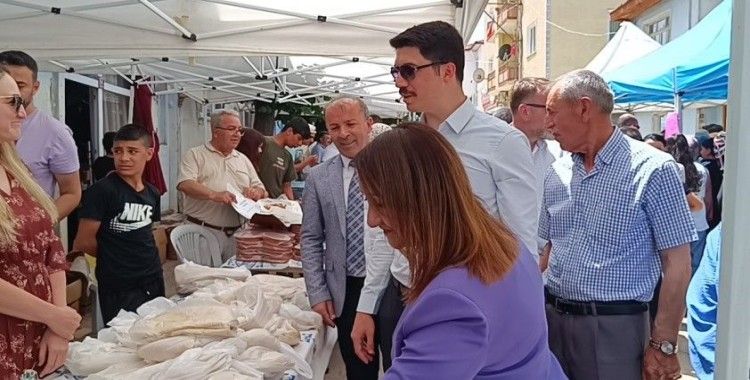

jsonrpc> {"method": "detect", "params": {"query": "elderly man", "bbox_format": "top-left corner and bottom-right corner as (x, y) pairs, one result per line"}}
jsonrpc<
(177, 109), (266, 261)
(0, 50), (81, 218)
(301, 96), (397, 380)
(541, 70), (696, 380)
(617, 113), (640, 129)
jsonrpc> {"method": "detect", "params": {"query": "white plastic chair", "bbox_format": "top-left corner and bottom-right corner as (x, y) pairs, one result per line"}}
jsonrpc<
(169, 224), (223, 267)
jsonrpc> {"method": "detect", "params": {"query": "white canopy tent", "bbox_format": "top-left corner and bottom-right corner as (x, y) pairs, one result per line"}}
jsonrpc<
(0, 0), (488, 117)
(585, 21), (661, 78)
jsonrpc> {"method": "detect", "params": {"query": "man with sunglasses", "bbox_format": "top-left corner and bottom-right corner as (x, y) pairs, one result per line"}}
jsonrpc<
(352, 20), (539, 371)
(177, 109), (266, 261)
(0, 51), (81, 219)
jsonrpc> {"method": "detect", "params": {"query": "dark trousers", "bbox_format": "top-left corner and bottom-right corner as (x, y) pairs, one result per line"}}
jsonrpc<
(377, 275), (406, 370)
(100, 274), (165, 325)
(336, 276), (380, 380)
(546, 304), (648, 380)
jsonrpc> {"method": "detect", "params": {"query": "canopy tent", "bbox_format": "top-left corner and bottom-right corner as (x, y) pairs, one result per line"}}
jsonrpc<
(0, 1), (488, 118)
(605, 0), (731, 104)
(585, 21), (660, 78)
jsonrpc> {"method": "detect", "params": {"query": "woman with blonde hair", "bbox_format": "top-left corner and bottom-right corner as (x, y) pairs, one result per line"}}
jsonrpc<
(0, 69), (81, 378)
(356, 123), (565, 379)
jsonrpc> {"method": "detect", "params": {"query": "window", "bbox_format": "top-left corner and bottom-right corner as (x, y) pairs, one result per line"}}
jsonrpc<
(527, 24), (537, 56)
(645, 15), (671, 44)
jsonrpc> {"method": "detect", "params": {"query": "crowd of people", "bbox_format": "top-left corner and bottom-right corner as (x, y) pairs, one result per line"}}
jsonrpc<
(0, 19), (728, 380)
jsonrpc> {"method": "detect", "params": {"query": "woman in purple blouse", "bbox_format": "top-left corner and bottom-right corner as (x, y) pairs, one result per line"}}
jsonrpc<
(355, 123), (566, 380)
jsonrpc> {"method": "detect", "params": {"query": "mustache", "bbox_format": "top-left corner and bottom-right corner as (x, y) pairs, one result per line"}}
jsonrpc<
(399, 89), (414, 97)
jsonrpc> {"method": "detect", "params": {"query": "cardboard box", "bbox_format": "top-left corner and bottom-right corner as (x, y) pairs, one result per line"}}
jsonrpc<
(66, 278), (83, 312)
(152, 227), (168, 264)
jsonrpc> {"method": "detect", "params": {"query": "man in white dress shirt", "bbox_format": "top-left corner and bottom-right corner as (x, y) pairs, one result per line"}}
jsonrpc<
(509, 77), (567, 258)
(351, 20), (539, 370)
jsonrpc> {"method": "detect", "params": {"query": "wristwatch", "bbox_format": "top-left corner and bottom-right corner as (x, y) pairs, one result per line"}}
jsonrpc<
(649, 338), (678, 356)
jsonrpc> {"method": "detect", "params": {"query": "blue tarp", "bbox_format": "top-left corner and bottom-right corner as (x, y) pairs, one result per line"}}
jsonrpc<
(605, 0), (731, 104)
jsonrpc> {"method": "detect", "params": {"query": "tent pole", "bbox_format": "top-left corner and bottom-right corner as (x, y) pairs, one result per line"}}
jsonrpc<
(715, 0), (750, 377)
(673, 68), (683, 132)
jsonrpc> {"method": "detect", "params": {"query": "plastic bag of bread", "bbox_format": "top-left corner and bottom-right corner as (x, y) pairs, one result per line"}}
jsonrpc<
(264, 315), (300, 346)
(130, 297), (237, 344)
(237, 346), (294, 378)
(137, 335), (220, 363)
(279, 303), (323, 330)
(65, 337), (141, 376)
(174, 262), (251, 293)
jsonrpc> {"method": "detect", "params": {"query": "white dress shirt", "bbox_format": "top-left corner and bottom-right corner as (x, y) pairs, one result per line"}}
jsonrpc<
(338, 155), (407, 314)
(437, 99), (539, 256)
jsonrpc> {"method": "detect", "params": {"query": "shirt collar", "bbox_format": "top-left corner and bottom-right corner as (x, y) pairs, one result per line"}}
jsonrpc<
(441, 97), (475, 134)
(571, 128), (622, 167)
(340, 154), (354, 169)
(205, 142), (239, 158)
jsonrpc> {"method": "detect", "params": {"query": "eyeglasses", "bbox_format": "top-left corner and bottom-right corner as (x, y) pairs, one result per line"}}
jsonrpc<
(390, 61), (446, 81)
(215, 126), (246, 136)
(0, 95), (25, 113)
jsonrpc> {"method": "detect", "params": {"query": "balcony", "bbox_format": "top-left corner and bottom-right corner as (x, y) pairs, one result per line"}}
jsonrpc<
(497, 66), (518, 86)
(496, 6), (519, 33)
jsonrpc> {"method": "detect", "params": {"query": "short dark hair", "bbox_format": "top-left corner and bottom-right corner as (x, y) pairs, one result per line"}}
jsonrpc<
(390, 21), (465, 82)
(282, 116), (312, 139)
(114, 124), (153, 147)
(510, 77), (550, 113)
(702, 123), (723, 134)
(0, 50), (38, 81)
(370, 114), (382, 124)
(643, 133), (666, 146)
(102, 131), (117, 154)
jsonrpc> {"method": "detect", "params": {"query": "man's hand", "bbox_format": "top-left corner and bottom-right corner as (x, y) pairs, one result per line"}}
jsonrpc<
(38, 330), (70, 377)
(643, 346), (681, 380)
(351, 312), (376, 364)
(243, 186), (267, 201)
(311, 300), (336, 328)
(305, 155), (319, 167)
(209, 191), (237, 205)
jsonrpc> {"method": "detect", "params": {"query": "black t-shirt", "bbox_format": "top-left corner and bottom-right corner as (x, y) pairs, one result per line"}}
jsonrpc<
(92, 156), (115, 181)
(80, 174), (162, 290)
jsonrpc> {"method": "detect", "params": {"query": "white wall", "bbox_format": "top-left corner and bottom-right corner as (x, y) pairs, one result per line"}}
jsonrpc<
(636, 0), (722, 42)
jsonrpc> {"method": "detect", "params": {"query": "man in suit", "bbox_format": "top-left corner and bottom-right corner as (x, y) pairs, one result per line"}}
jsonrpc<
(301, 96), (387, 379)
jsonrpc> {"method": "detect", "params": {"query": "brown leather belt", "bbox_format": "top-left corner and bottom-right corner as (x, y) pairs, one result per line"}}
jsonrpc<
(186, 215), (240, 236)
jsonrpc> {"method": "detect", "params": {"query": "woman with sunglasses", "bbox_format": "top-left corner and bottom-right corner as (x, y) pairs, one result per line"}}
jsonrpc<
(356, 123), (566, 379)
(0, 69), (81, 378)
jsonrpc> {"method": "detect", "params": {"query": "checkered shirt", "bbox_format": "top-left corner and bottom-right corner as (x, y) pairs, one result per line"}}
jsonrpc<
(539, 130), (697, 302)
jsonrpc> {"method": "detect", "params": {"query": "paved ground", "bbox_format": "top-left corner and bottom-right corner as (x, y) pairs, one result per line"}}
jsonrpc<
(75, 261), (697, 379)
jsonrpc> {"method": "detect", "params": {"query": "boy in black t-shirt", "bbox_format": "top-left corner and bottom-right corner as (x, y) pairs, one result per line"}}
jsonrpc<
(73, 124), (164, 324)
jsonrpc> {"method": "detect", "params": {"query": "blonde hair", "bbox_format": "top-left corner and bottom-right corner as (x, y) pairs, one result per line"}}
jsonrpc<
(0, 70), (58, 246)
(356, 123), (519, 302)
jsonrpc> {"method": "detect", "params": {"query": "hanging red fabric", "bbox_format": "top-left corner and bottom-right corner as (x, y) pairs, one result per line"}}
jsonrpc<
(133, 81), (167, 195)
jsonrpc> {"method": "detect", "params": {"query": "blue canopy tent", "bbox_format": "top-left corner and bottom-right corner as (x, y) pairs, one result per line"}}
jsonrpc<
(605, 0), (731, 108)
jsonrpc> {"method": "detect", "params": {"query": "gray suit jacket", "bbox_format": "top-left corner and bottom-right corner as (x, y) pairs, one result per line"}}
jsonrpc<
(301, 155), (349, 317)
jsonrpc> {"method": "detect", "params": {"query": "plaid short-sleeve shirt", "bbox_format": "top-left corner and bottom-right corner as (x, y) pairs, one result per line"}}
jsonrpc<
(540, 130), (697, 302)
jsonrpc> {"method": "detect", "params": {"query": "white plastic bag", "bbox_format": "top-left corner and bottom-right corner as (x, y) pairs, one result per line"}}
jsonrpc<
(174, 262), (251, 293)
(130, 297), (237, 344)
(264, 315), (300, 346)
(237, 346), (295, 379)
(65, 337), (141, 376)
(279, 303), (323, 330)
(137, 335), (219, 362)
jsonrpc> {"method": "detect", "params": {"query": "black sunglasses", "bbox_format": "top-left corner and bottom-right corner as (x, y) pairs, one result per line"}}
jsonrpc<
(0, 95), (25, 113)
(390, 61), (447, 81)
